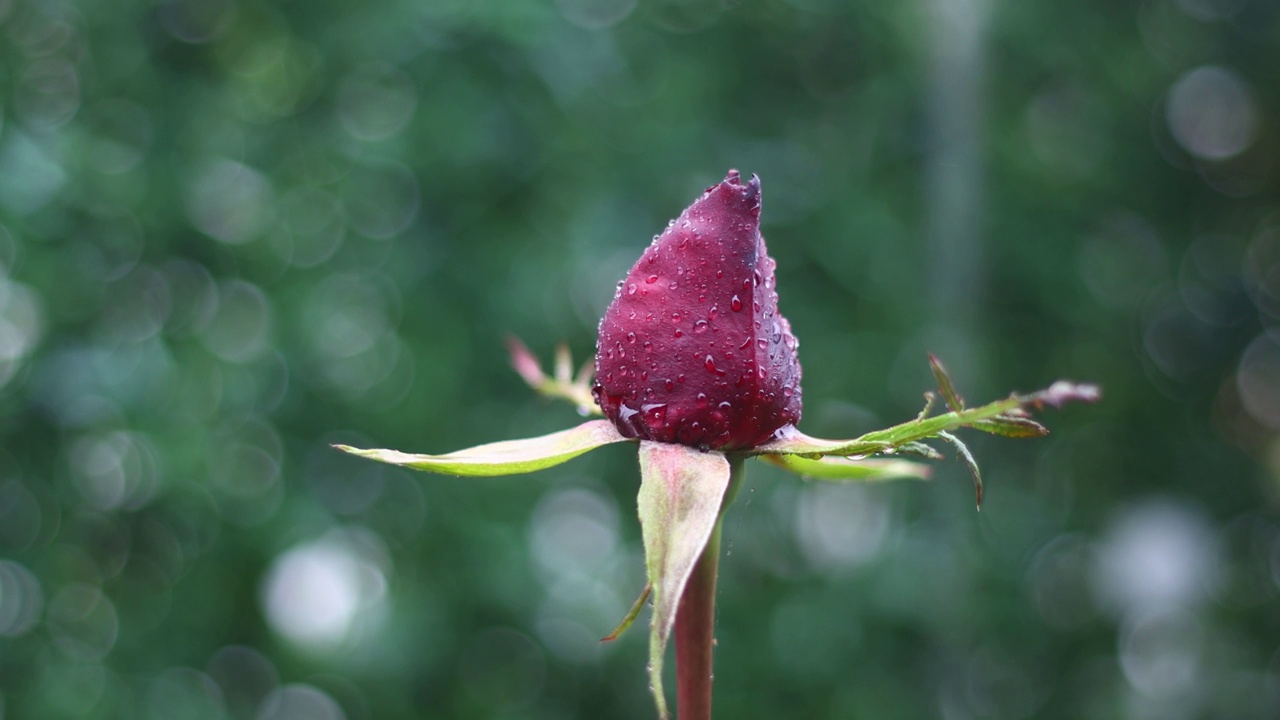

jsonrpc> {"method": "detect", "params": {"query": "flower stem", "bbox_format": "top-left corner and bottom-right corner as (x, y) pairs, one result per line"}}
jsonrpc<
(674, 454), (745, 720)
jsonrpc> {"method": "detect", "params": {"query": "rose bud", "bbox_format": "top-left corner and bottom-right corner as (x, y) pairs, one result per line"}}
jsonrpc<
(593, 170), (802, 450)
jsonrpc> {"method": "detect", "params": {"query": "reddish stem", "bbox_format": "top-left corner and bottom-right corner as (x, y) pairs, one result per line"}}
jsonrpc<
(674, 522), (721, 720)
(673, 455), (742, 720)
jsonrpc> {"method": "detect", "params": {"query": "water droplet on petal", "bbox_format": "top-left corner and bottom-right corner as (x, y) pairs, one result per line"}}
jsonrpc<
(647, 275), (658, 284)
(693, 320), (709, 333)
(730, 295), (743, 312)
(704, 355), (724, 375)
(642, 403), (667, 428)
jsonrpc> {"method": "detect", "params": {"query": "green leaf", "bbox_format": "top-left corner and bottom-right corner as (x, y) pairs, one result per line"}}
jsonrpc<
(760, 453), (932, 482)
(333, 419), (629, 476)
(636, 442), (732, 720)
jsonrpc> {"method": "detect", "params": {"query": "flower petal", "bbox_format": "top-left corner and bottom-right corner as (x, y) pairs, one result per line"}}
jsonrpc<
(760, 453), (932, 482)
(333, 419), (629, 476)
(636, 442), (732, 720)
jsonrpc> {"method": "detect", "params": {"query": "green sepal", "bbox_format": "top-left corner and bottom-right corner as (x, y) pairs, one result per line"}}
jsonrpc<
(636, 442), (732, 720)
(751, 378), (1098, 460)
(333, 419), (630, 476)
(601, 583), (651, 643)
(760, 453), (932, 482)
(972, 415), (1049, 438)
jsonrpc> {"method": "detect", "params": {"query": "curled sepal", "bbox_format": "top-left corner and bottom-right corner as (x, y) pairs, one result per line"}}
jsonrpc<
(928, 354), (964, 412)
(333, 419), (629, 477)
(937, 430), (984, 508)
(760, 453), (932, 482)
(505, 336), (600, 417)
(636, 442), (732, 720)
(601, 583), (651, 643)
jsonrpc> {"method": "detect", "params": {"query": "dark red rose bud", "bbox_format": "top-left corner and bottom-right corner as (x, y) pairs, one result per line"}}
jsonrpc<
(593, 170), (803, 450)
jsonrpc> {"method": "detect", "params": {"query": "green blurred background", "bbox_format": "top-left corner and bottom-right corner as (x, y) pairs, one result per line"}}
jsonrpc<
(1, 0), (1278, 718)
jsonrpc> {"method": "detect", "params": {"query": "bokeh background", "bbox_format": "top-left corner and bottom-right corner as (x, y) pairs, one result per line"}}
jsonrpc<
(1, 0), (1278, 718)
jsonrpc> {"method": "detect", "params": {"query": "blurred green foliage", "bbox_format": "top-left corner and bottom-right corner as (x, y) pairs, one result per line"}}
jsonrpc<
(1, 0), (1278, 718)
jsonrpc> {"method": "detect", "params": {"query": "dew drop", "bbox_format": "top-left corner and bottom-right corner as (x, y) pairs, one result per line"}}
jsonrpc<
(674, 329), (684, 338)
(704, 355), (723, 375)
(730, 295), (743, 312)
(643, 341), (653, 351)
(671, 312), (681, 321)
(642, 403), (668, 428)
(716, 269), (724, 279)
(628, 284), (638, 295)
(626, 332), (636, 344)
(664, 379), (675, 391)
(669, 281), (679, 289)
(646, 275), (658, 284)
(696, 393), (708, 406)
(708, 305), (719, 320)
(677, 374), (686, 383)
(693, 320), (709, 334)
